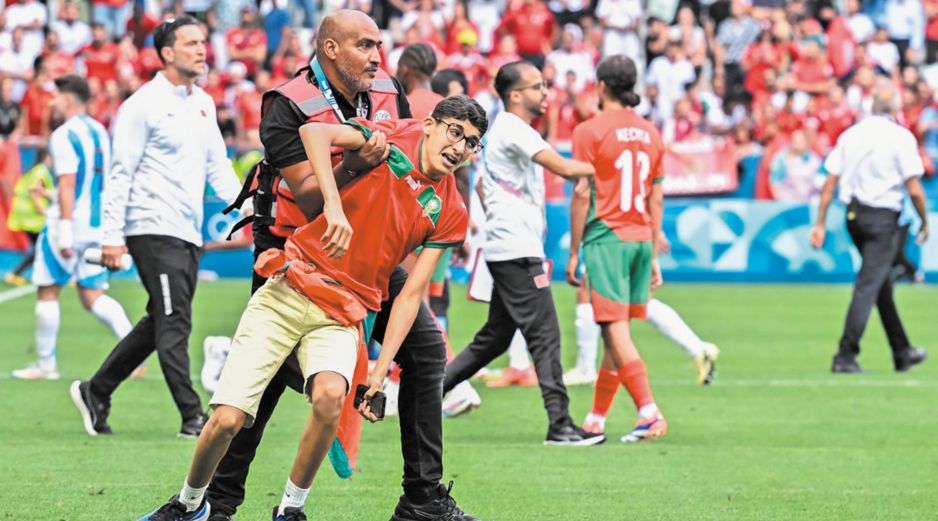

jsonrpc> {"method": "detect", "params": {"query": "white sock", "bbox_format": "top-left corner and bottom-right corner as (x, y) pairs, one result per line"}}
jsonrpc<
(507, 330), (531, 371)
(35, 300), (60, 371)
(638, 403), (659, 419)
(178, 481), (207, 512)
(278, 478), (310, 515)
(646, 299), (703, 358)
(574, 303), (600, 371)
(90, 294), (133, 338)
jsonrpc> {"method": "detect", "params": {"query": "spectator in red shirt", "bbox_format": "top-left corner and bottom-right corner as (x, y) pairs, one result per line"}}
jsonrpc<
(90, 78), (123, 129)
(397, 43), (444, 119)
(487, 33), (522, 84)
(125, 2), (160, 50)
(236, 70), (266, 151)
(445, 32), (486, 96)
(41, 31), (76, 79)
(546, 70), (593, 146)
(444, 1), (480, 55)
(202, 69), (226, 108)
(926, 0), (938, 63)
(225, 7), (267, 76)
(791, 39), (834, 95)
(80, 23), (119, 84)
(17, 58), (54, 144)
(742, 30), (783, 99)
(496, 0), (557, 69)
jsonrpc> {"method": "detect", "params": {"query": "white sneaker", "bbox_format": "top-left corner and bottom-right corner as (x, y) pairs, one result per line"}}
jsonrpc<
(442, 380), (481, 418)
(383, 379), (400, 417)
(12, 363), (60, 381)
(563, 365), (598, 386)
(201, 336), (231, 394)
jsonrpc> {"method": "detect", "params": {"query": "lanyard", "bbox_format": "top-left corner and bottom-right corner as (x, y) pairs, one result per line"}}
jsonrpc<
(310, 56), (366, 122)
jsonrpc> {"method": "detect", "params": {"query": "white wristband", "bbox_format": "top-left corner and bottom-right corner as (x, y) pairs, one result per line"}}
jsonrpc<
(57, 220), (74, 250)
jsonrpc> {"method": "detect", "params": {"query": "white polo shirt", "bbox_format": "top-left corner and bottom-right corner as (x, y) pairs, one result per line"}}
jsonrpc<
(102, 72), (242, 247)
(478, 111), (551, 261)
(823, 115), (923, 212)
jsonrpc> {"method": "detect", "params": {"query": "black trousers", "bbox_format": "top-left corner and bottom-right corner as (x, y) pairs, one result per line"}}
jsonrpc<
(443, 257), (572, 431)
(836, 203), (911, 359)
(89, 235), (204, 422)
(207, 229), (447, 516)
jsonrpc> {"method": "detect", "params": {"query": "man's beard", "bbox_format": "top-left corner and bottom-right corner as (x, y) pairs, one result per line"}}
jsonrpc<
(335, 58), (373, 96)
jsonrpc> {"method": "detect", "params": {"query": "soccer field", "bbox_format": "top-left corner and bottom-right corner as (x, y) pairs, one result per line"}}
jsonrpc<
(1, 280), (936, 520)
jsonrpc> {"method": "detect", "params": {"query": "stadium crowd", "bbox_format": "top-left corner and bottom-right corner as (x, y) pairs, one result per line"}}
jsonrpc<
(2, 0), (938, 199)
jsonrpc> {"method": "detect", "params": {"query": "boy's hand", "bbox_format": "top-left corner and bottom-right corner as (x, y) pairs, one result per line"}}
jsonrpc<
(321, 201), (353, 258)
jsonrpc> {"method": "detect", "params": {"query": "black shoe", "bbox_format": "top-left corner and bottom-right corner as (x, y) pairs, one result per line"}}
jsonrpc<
(179, 413), (207, 439)
(272, 506), (307, 521)
(207, 512), (232, 521)
(894, 347), (927, 372)
(69, 380), (112, 436)
(142, 494), (209, 520)
(544, 424), (606, 446)
(831, 356), (862, 374)
(390, 481), (479, 521)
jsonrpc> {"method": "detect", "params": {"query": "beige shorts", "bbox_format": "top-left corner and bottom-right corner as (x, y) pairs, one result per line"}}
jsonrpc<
(210, 277), (359, 427)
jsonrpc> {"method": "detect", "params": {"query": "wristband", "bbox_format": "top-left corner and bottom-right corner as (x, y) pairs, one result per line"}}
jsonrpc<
(57, 220), (74, 250)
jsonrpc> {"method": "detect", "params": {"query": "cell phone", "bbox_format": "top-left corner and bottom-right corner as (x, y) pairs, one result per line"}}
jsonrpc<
(354, 384), (386, 420)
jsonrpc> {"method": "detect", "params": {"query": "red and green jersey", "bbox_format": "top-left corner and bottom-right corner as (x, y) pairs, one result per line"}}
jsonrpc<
(572, 109), (665, 244)
(283, 118), (468, 312)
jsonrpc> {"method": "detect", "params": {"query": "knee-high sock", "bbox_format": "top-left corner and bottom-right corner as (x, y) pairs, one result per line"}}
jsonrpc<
(618, 360), (656, 415)
(646, 299), (703, 358)
(574, 303), (600, 370)
(590, 368), (619, 416)
(507, 330), (531, 371)
(35, 300), (60, 370)
(90, 294), (133, 339)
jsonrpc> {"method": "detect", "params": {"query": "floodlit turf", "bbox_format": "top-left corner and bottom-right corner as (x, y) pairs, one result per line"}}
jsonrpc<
(1, 279), (937, 520)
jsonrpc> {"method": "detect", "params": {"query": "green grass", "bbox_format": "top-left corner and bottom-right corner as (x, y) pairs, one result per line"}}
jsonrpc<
(1, 279), (937, 520)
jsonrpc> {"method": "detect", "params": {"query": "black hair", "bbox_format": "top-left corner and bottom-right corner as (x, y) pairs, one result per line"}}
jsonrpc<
(153, 15), (201, 64)
(430, 68), (469, 97)
(54, 75), (92, 104)
(398, 43), (437, 78)
(493, 61), (532, 106)
(596, 55), (640, 107)
(431, 95), (488, 137)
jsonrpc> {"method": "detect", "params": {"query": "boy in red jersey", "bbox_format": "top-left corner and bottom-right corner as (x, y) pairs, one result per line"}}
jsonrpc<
(139, 96), (486, 521)
(567, 55), (669, 444)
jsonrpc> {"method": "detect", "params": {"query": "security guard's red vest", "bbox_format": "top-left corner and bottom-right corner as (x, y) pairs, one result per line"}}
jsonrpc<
(264, 68), (400, 237)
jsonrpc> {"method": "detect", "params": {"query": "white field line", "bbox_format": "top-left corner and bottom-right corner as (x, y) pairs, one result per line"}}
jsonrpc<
(0, 284), (35, 304)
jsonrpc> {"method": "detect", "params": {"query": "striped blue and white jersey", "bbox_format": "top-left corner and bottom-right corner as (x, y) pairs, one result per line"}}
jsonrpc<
(47, 113), (111, 242)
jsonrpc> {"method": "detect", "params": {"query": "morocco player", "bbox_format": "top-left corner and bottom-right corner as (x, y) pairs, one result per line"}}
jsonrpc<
(567, 55), (667, 443)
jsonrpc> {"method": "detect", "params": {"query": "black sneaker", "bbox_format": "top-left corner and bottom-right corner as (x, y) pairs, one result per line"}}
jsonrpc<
(206, 512), (232, 521)
(544, 424), (606, 446)
(390, 481), (479, 521)
(179, 413), (208, 439)
(69, 380), (112, 436)
(831, 356), (862, 374)
(140, 494), (210, 520)
(272, 506), (307, 521)
(894, 347), (927, 372)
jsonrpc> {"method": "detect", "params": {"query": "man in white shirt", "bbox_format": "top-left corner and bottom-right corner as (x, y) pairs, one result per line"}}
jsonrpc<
(11, 75), (133, 381)
(70, 17), (243, 439)
(545, 23), (595, 93)
(645, 39), (696, 125)
(0, 27), (34, 102)
(811, 81), (929, 374)
(442, 61), (604, 446)
(595, 0), (642, 61)
(51, 2), (92, 56)
(4, 0), (47, 62)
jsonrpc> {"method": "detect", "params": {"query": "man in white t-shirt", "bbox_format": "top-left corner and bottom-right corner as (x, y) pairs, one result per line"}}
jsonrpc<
(645, 39), (696, 125)
(546, 23), (595, 93)
(4, 0), (46, 62)
(0, 27), (34, 102)
(442, 60), (603, 446)
(51, 2), (92, 56)
(811, 81), (929, 374)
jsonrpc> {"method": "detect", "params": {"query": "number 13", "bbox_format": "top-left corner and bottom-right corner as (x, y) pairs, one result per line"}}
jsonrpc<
(615, 150), (651, 213)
